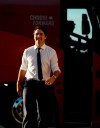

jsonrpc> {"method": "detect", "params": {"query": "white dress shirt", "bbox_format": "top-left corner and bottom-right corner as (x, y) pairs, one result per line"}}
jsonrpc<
(20, 44), (61, 80)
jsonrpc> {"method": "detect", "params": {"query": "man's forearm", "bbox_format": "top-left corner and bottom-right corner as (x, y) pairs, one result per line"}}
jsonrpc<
(16, 69), (26, 96)
(17, 69), (26, 84)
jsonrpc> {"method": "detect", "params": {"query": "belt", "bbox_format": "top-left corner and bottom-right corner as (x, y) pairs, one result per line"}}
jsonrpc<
(26, 78), (45, 84)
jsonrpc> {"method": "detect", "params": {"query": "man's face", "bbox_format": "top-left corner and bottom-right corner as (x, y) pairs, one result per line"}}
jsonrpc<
(33, 29), (47, 46)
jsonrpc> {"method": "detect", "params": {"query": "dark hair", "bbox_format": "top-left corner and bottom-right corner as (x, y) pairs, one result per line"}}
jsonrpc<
(33, 25), (48, 36)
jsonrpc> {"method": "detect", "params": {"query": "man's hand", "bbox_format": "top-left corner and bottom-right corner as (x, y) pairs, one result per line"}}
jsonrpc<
(45, 75), (56, 85)
(16, 83), (23, 96)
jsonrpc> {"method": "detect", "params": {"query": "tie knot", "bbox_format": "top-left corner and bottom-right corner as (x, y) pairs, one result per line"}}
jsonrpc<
(38, 48), (41, 51)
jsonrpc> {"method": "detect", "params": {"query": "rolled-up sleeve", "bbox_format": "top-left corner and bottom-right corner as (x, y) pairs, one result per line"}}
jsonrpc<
(50, 50), (61, 73)
(20, 49), (28, 71)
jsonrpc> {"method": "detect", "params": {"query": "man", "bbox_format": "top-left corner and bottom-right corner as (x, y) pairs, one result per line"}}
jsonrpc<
(16, 25), (61, 128)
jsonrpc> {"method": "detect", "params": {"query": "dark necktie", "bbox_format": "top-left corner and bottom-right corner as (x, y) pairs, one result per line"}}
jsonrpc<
(37, 48), (43, 80)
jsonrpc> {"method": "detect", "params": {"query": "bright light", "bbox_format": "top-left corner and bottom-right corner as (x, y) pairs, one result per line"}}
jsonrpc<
(4, 83), (8, 86)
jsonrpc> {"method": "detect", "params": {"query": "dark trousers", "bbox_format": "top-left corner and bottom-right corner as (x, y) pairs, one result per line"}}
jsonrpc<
(22, 79), (59, 128)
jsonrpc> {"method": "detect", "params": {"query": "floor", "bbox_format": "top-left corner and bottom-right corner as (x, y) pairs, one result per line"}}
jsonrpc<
(63, 122), (92, 128)
(47, 122), (92, 128)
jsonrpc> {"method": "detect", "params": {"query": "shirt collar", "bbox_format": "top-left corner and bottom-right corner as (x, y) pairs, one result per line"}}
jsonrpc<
(34, 44), (46, 50)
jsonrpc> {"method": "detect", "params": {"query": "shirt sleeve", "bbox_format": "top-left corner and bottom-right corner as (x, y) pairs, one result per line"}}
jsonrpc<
(50, 49), (61, 73)
(20, 49), (28, 71)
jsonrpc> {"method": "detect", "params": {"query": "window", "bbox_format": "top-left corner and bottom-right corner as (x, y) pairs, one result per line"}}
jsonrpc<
(67, 9), (92, 42)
